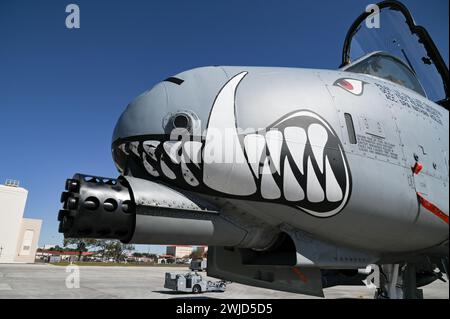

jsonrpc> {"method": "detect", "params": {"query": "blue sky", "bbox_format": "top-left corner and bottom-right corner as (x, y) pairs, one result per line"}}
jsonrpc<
(0, 0), (448, 253)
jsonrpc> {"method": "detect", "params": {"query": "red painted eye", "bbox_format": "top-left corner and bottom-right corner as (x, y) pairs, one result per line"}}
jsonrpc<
(339, 79), (354, 91)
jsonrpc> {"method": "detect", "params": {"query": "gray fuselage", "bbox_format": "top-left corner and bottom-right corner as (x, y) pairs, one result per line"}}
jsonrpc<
(111, 66), (449, 256)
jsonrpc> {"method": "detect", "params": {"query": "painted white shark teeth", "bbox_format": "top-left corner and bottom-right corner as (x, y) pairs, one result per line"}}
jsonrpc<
(308, 123), (328, 173)
(163, 141), (182, 164)
(306, 157), (324, 203)
(129, 142), (140, 157)
(161, 158), (176, 180)
(325, 156), (343, 202)
(183, 141), (202, 167)
(143, 140), (160, 160)
(261, 158), (281, 199)
(128, 75), (350, 218)
(265, 130), (283, 174)
(119, 143), (129, 155)
(283, 159), (305, 201)
(181, 161), (199, 186)
(284, 127), (307, 174)
(203, 71), (257, 196)
(143, 154), (159, 177)
(244, 134), (266, 176)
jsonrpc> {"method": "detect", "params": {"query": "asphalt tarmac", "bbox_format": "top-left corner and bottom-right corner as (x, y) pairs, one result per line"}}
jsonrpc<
(0, 264), (448, 299)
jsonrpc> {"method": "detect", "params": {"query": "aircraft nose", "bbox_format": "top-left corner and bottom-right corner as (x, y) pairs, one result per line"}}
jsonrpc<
(111, 66), (229, 174)
(112, 82), (168, 143)
(111, 82), (168, 174)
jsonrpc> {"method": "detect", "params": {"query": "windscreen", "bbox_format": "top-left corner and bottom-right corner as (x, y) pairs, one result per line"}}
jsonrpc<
(344, 5), (448, 105)
(345, 52), (426, 96)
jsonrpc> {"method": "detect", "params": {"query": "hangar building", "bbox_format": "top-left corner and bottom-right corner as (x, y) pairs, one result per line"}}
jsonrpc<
(0, 180), (42, 263)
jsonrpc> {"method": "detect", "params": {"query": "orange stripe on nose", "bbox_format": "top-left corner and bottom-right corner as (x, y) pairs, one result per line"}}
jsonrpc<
(292, 267), (309, 283)
(417, 192), (449, 225)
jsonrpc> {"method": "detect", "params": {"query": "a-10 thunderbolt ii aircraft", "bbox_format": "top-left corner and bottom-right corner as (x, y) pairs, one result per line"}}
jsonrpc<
(57, 1), (449, 298)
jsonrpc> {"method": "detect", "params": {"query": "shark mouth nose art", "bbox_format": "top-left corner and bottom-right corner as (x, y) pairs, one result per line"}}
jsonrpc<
(113, 72), (352, 218)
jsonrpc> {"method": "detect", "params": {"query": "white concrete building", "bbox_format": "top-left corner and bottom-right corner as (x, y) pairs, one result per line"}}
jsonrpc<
(0, 180), (42, 263)
(166, 245), (193, 259)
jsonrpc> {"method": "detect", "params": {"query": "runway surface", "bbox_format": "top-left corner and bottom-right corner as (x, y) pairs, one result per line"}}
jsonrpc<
(0, 264), (448, 299)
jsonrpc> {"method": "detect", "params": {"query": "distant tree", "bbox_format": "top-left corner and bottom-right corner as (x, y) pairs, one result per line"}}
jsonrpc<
(63, 238), (99, 250)
(189, 249), (204, 260)
(97, 240), (135, 262)
(62, 239), (134, 262)
(133, 252), (143, 258)
(63, 238), (100, 261)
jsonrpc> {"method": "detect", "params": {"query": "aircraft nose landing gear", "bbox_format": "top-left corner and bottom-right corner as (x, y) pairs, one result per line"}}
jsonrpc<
(376, 264), (423, 299)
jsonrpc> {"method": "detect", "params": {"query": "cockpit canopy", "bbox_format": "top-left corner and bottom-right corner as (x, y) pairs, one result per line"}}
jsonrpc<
(340, 0), (449, 108)
(341, 51), (426, 97)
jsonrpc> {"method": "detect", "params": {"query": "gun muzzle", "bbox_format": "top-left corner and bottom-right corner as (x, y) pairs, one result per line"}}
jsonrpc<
(58, 174), (248, 246)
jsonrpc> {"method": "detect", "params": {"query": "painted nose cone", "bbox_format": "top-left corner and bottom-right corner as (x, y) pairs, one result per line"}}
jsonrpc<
(112, 82), (168, 143)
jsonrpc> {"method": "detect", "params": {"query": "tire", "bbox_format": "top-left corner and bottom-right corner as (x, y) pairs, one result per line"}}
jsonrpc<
(192, 285), (202, 294)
